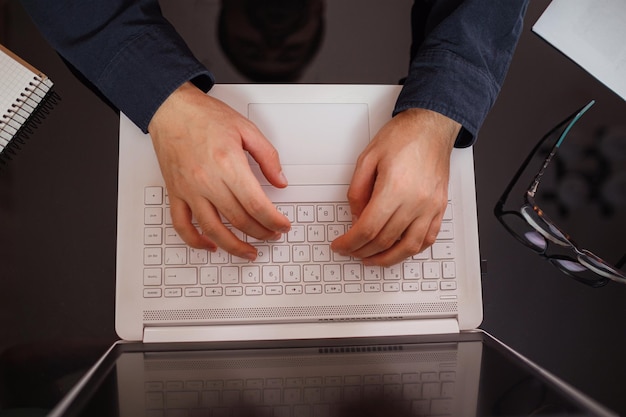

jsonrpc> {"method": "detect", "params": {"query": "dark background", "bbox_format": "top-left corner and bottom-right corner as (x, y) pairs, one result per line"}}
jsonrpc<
(1, 1), (625, 415)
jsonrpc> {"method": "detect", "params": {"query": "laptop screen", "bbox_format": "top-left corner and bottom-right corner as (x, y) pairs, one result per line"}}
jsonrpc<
(50, 332), (614, 417)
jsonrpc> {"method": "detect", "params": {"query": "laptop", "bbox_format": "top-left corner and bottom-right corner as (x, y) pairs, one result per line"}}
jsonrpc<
(115, 84), (482, 343)
(46, 85), (615, 416)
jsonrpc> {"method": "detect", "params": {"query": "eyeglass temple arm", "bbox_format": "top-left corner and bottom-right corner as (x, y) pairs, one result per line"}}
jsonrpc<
(494, 101), (595, 213)
(494, 123), (563, 212)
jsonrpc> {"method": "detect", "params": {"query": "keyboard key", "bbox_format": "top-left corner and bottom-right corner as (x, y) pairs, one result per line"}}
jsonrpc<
(266, 285), (283, 295)
(272, 246), (290, 263)
(189, 248), (208, 265)
(184, 287), (202, 297)
(305, 284), (322, 294)
(144, 186), (163, 205)
(327, 224), (344, 242)
(144, 288), (162, 298)
(441, 281), (457, 291)
(403, 262), (421, 279)
(200, 267), (218, 285)
(283, 265), (301, 283)
(432, 242), (455, 259)
(364, 266), (382, 281)
(144, 248), (162, 265)
(225, 286), (243, 296)
(205, 287), (223, 296)
(276, 205), (295, 222)
(443, 261), (456, 278)
(343, 264), (362, 281)
(241, 266), (260, 284)
(164, 288), (182, 297)
(262, 266), (281, 283)
(165, 268), (197, 285)
(144, 227), (162, 245)
(144, 268), (162, 286)
(297, 205), (315, 222)
(344, 283), (361, 293)
(316, 205), (335, 222)
(303, 265), (321, 282)
(307, 225), (325, 242)
(165, 247), (187, 265)
(144, 207), (163, 225)
(285, 285), (303, 295)
(164, 228), (184, 245)
(221, 266), (239, 284)
(423, 262), (441, 279)
(323, 265), (341, 282)
(336, 204), (351, 222)
(313, 245), (331, 262)
(287, 226), (306, 242)
(292, 245), (310, 262)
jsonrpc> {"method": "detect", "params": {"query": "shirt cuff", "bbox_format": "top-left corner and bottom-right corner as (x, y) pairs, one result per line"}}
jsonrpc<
(96, 24), (214, 133)
(393, 48), (500, 148)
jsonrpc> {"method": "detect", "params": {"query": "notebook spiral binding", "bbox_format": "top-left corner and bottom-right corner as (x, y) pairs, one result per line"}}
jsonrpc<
(0, 75), (60, 167)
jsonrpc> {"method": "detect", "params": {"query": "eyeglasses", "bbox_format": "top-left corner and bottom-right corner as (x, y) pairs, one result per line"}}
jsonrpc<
(494, 100), (626, 287)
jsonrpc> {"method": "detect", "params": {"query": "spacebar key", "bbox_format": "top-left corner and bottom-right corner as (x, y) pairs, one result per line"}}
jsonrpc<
(164, 268), (197, 285)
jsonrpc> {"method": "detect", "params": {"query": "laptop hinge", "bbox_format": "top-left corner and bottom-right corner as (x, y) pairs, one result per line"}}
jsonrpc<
(143, 319), (460, 343)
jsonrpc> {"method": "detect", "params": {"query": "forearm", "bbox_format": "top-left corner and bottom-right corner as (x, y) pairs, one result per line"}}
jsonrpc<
(395, 0), (529, 147)
(19, 0), (214, 132)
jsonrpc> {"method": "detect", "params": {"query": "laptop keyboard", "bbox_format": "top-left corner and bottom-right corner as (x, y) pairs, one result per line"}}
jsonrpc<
(142, 186), (457, 299)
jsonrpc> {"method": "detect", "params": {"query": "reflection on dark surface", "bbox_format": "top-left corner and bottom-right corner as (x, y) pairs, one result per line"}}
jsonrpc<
(218, 0), (325, 82)
(58, 336), (603, 417)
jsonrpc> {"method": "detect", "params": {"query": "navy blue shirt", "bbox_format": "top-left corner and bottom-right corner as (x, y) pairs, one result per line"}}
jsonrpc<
(19, 0), (528, 147)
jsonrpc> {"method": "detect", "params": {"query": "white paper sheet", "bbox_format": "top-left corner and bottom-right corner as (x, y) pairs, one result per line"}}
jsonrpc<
(533, 0), (626, 101)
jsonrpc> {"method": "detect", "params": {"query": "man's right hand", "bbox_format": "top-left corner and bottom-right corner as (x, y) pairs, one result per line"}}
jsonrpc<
(147, 82), (291, 260)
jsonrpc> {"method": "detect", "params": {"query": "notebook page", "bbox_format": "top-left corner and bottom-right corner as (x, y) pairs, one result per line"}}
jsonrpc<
(0, 46), (42, 116)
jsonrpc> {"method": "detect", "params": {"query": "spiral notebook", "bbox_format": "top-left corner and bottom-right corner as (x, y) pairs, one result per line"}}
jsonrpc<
(0, 44), (58, 165)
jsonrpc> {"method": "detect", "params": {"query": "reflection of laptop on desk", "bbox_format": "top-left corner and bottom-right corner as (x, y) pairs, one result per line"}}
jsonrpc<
(115, 84), (482, 343)
(49, 332), (616, 416)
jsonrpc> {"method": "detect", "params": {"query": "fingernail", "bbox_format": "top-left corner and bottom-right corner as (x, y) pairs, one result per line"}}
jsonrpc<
(352, 215), (359, 223)
(245, 251), (257, 261)
(279, 171), (288, 185)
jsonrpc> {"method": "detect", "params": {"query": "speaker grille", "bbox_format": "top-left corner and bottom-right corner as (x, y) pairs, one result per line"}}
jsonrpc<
(143, 302), (457, 322)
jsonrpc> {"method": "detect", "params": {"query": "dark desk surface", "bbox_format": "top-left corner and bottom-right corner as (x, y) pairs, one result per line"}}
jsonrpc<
(2, 1), (626, 415)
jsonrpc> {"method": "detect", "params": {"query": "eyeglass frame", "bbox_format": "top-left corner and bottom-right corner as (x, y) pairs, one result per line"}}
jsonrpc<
(494, 100), (626, 287)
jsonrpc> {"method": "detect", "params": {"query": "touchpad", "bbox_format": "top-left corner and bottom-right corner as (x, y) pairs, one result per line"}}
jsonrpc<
(247, 103), (370, 185)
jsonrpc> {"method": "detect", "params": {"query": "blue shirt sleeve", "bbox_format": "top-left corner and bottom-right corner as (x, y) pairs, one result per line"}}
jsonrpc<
(19, 0), (214, 133)
(395, 0), (529, 147)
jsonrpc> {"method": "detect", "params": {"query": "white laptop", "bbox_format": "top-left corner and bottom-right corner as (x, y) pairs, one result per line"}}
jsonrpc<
(46, 85), (616, 417)
(115, 84), (483, 343)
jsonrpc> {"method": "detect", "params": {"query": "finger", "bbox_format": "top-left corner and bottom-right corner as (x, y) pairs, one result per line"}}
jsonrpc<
(215, 185), (285, 242)
(242, 124), (288, 189)
(169, 197), (217, 251)
(348, 206), (418, 260)
(346, 150), (378, 221)
(225, 166), (292, 235)
(189, 196), (260, 260)
(331, 178), (397, 256)
(362, 214), (442, 267)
